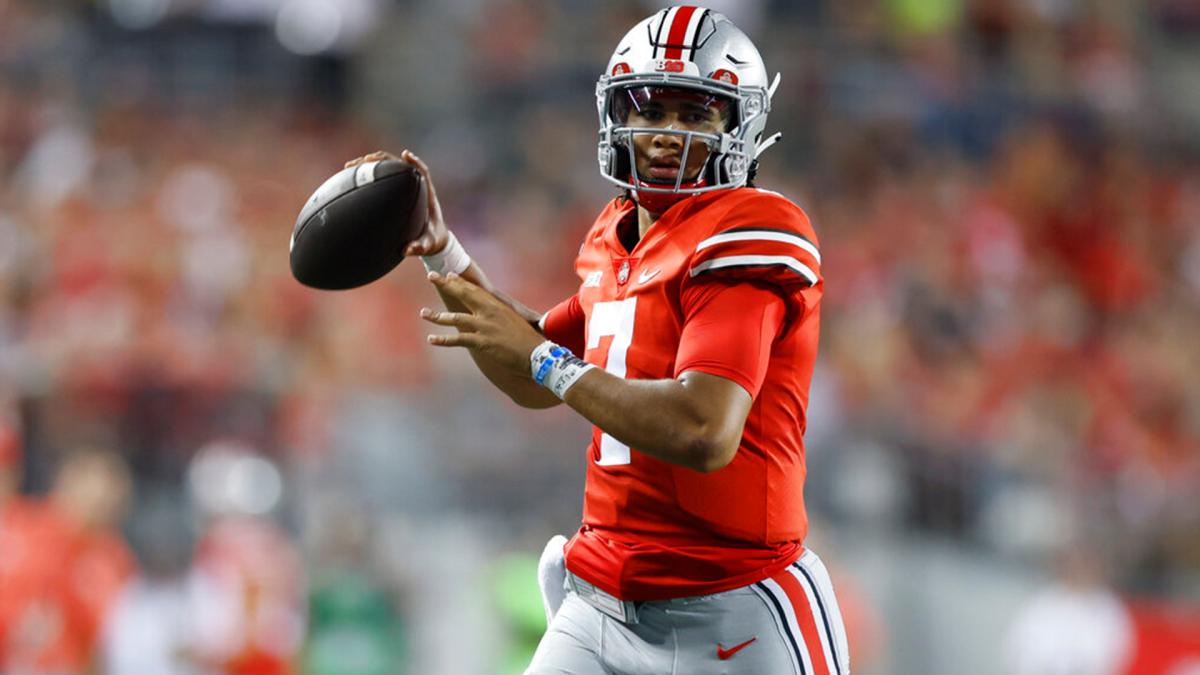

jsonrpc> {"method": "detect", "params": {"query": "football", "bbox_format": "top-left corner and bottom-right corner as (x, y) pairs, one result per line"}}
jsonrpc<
(289, 159), (428, 290)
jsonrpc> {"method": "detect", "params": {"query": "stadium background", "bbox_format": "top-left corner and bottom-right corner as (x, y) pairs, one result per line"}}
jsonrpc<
(1, 0), (1199, 673)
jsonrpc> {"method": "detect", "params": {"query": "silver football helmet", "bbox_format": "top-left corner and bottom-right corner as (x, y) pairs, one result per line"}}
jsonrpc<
(596, 6), (781, 207)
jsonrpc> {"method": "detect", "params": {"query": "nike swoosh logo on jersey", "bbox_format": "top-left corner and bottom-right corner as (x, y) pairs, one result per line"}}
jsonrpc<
(717, 637), (757, 660)
(637, 268), (661, 284)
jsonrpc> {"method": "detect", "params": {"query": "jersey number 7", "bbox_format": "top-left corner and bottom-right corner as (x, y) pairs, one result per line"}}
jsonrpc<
(586, 298), (638, 466)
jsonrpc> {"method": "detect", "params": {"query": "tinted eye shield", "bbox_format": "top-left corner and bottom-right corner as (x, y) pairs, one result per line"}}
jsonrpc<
(610, 85), (734, 131)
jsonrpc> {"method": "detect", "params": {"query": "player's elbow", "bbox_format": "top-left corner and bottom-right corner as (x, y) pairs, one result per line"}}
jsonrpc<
(680, 434), (738, 473)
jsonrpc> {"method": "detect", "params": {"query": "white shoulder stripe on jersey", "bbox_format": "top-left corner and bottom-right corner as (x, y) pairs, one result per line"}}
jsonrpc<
(690, 254), (819, 286)
(696, 230), (821, 264)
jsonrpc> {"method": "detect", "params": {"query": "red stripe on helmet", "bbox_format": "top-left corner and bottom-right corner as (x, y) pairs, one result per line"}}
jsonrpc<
(663, 5), (698, 59)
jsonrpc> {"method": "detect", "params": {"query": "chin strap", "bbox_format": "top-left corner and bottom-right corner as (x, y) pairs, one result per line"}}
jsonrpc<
(631, 174), (707, 214)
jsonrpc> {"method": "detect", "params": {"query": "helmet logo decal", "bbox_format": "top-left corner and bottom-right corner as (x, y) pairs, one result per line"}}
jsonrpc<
(655, 59), (686, 73)
(612, 63), (631, 76)
(710, 68), (738, 85)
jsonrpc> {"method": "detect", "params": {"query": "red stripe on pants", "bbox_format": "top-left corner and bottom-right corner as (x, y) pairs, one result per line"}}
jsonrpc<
(772, 570), (832, 675)
(663, 6), (698, 59)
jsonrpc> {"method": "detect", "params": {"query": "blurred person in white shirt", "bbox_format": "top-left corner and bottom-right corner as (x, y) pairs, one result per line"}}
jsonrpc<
(102, 497), (215, 675)
(1004, 542), (1133, 675)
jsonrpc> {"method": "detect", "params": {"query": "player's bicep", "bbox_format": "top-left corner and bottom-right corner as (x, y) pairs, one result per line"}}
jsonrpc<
(675, 281), (787, 400)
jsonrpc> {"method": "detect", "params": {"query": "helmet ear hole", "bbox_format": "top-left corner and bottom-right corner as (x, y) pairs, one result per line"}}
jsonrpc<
(613, 141), (631, 179)
(704, 154), (721, 185)
(716, 154), (736, 185)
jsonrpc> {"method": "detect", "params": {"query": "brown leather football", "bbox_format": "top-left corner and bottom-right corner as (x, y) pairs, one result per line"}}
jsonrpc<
(290, 159), (428, 290)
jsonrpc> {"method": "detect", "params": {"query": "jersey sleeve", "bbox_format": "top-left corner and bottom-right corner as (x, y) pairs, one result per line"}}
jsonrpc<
(539, 293), (586, 356)
(675, 280), (787, 399)
(687, 192), (822, 291)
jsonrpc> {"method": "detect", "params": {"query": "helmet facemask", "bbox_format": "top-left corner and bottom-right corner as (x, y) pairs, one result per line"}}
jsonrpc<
(611, 86), (730, 191)
(597, 74), (770, 211)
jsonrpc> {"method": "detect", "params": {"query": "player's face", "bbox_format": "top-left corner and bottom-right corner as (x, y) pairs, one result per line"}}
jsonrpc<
(617, 87), (730, 184)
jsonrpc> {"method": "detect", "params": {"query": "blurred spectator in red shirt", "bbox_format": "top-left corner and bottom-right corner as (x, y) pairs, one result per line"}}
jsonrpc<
(0, 446), (135, 674)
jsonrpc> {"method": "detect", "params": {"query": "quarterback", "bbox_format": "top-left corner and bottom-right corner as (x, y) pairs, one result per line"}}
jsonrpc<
(350, 6), (850, 674)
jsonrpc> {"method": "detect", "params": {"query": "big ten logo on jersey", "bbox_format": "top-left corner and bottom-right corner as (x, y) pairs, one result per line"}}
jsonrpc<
(587, 298), (638, 465)
(583, 270), (603, 288)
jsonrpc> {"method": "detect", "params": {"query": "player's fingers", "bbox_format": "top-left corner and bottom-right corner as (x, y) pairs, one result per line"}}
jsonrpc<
(402, 149), (428, 177)
(427, 271), (482, 305)
(404, 233), (436, 256)
(442, 270), (502, 302)
(419, 308), (480, 331)
(344, 151), (394, 168)
(427, 332), (485, 349)
(401, 150), (443, 218)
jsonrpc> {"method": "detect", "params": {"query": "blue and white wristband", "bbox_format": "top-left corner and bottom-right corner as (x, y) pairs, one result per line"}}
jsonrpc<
(530, 340), (595, 399)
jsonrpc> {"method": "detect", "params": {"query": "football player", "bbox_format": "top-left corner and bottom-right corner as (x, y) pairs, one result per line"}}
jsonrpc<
(349, 6), (850, 673)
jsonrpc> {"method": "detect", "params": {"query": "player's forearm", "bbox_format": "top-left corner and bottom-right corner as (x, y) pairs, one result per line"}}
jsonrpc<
(435, 262), (560, 409)
(561, 370), (743, 472)
(419, 275), (749, 451)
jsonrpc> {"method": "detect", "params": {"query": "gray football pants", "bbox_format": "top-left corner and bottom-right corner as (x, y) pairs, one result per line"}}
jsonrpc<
(525, 548), (851, 675)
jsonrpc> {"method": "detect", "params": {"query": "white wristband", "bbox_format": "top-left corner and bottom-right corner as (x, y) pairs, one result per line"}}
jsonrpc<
(530, 340), (595, 400)
(421, 231), (472, 275)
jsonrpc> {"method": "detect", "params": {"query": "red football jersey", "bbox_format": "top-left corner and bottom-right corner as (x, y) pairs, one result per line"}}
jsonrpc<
(0, 500), (134, 673)
(542, 187), (823, 600)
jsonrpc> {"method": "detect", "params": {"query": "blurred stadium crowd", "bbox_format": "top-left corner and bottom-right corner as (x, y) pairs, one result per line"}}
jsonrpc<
(1, 0), (1199, 673)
